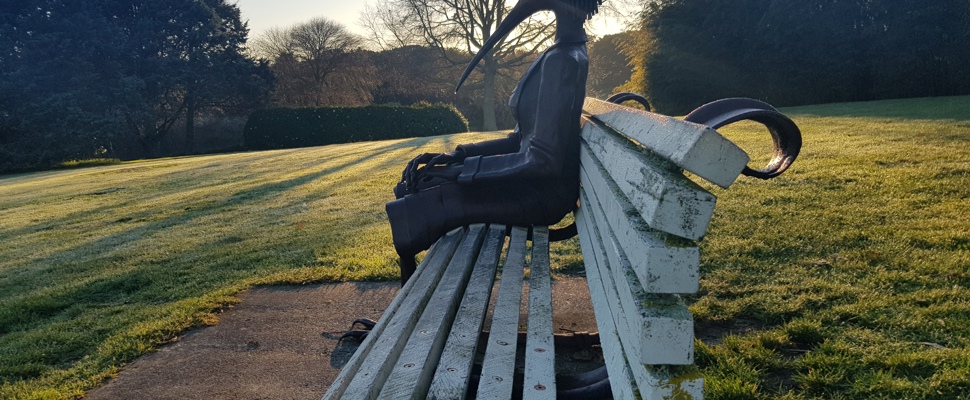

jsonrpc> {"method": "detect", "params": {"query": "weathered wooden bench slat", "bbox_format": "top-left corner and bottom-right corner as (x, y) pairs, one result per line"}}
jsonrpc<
(523, 227), (556, 399)
(581, 117), (717, 241)
(577, 195), (704, 398)
(476, 227), (529, 400)
(378, 225), (489, 399)
(332, 230), (464, 400)
(578, 156), (700, 294)
(427, 224), (507, 399)
(324, 232), (463, 400)
(579, 188), (695, 365)
(575, 206), (640, 400)
(583, 97), (749, 189)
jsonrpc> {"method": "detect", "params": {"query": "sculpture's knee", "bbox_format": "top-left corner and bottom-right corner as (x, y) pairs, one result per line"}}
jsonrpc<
(386, 189), (454, 257)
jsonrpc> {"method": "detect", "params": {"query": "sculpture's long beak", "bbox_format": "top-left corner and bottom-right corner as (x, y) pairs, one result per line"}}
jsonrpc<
(455, 0), (539, 93)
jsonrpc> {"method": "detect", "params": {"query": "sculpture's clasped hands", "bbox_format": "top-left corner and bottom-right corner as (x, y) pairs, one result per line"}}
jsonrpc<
(402, 150), (466, 193)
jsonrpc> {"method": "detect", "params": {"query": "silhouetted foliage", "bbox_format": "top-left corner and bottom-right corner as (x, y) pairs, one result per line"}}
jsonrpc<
(624, 0), (970, 114)
(587, 32), (636, 99)
(0, 0), (271, 172)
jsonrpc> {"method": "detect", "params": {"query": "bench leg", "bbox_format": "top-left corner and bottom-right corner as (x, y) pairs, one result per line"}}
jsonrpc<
(339, 318), (378, 341)
(473, 329), (612, 399)
(556, 366), (612, 399)
(338, 254), (416, 341)
(466, 365), (612, 399)
(338, 253), (415, 341)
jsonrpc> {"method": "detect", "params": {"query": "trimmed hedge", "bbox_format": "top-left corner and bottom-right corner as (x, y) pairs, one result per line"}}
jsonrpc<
(243, 104), (468, 150)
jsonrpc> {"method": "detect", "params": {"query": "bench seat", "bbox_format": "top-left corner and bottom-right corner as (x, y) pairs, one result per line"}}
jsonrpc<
(324, 225), (559, 400)
(324, 96), (796, 399)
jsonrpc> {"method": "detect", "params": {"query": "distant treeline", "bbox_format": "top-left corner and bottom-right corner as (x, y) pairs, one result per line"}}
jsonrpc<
(623, 0), (970, 114)
(3, 0), (968, 173)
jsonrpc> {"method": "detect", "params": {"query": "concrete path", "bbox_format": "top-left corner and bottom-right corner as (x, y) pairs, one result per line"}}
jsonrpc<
(85, 277), (598, 400)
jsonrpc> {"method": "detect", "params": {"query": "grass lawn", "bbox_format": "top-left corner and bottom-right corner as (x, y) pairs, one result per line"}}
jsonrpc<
(1, 96), (968, 399)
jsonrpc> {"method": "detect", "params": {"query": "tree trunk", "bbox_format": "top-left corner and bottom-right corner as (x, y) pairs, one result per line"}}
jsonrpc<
(139, 136), (158, 159)
(184, 95), (195, 154)
(482, 55), (498, 131)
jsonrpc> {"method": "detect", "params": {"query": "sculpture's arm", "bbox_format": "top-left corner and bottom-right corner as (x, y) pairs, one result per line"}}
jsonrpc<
(402, 128), (521, 190)
(455, 130), (522, 158)
(457, 51), (583, 184)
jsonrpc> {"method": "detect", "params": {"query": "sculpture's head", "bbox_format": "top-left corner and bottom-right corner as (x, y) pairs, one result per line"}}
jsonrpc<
(455, 0), (604, 92)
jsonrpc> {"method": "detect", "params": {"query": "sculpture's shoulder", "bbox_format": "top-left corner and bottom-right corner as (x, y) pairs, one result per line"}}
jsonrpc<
(543, 42), (589, 66)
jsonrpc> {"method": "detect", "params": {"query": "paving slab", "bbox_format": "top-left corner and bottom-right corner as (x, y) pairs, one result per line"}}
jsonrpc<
(85, 277), (597, 400)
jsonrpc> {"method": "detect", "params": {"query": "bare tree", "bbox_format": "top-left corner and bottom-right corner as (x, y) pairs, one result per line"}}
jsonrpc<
(360, 0), (643, 130)
(248, 27), (292, 60)
(361, 0), (555, 131)
(359, 3), (425, 50)
(289, 18), (363, 90)
(250, 18), (373, 107)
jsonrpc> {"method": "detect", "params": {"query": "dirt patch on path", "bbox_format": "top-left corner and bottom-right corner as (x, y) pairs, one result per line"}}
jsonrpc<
(85, 278), (598, 400)
(86, 282), (397, 400)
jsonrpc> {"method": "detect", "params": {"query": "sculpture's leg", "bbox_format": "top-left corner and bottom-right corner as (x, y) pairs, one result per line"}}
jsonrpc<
(399, 255), (417, 286)
(387, 180), (575, 288)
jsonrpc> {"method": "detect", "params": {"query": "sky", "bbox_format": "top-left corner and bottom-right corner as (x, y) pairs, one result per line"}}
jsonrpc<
(234, 0), (631, 43)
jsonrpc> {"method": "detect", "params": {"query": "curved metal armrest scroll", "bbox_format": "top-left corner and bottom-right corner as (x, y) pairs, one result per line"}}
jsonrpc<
(684, 98), (802, 179)
(606, 92), (652, 112)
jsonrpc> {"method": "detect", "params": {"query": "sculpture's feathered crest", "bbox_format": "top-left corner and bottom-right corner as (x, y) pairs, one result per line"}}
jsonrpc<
(566, 0), (605, 20)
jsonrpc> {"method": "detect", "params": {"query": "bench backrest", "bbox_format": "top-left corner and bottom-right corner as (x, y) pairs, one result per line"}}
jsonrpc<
(577, 98), (751, 398)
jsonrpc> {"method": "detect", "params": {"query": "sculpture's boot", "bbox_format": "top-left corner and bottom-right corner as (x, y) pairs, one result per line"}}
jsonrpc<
(386, 188), (455, 284)
(387, 197), (441, 259)
(386, 198), (420, 284)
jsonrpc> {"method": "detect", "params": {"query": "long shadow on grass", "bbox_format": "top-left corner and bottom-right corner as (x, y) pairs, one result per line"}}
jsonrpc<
(1, 158), (413, 305)
(0, 137), (437, 335)
(0, 137), (436, 262)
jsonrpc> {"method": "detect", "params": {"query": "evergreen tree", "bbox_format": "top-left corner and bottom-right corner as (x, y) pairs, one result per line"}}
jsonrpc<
(0, 0), (271, 170)
(625, 0), (970, 114)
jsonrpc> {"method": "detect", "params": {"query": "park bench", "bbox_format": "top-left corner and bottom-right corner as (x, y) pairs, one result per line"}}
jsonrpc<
(323, 96), (798, 399)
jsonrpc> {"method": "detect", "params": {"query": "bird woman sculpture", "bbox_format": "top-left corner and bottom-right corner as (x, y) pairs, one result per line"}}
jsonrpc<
(386, 0), (604, 281)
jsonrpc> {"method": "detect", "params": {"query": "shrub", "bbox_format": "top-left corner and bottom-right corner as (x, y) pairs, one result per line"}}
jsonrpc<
(0, 126), (110, 174)
(243, 104), (468, 150)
